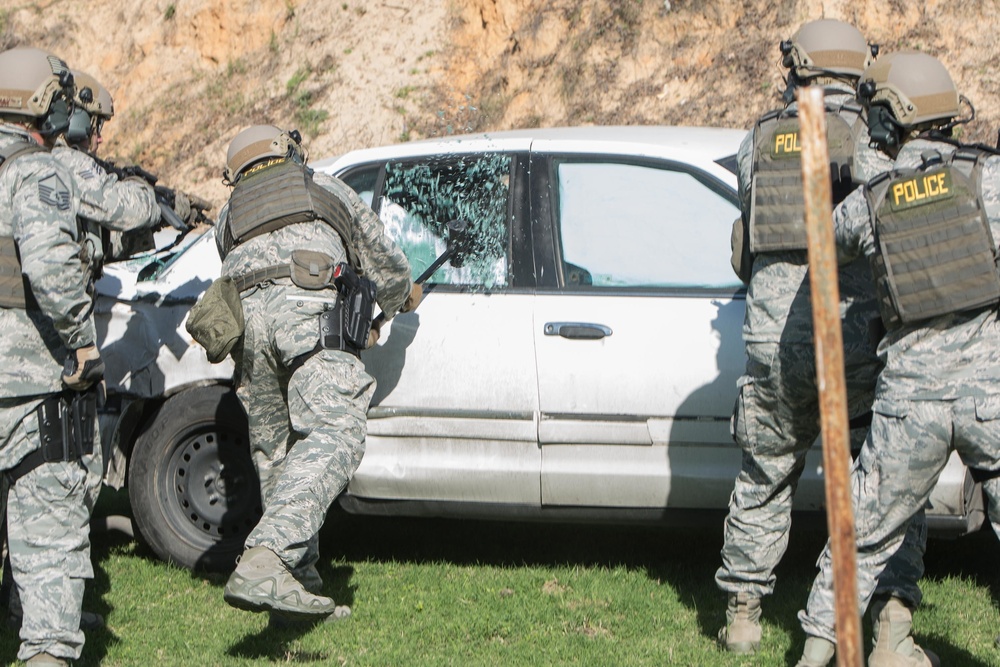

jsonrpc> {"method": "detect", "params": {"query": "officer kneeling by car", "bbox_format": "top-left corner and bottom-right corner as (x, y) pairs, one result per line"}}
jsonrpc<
(187, 125), (420, 622)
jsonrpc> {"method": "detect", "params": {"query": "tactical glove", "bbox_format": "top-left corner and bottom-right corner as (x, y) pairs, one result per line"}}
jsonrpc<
(173, 191), (192, 226)
(401, 283), (423, 313)
(62, 345), (105, 391)
(365, 319), (382, 349)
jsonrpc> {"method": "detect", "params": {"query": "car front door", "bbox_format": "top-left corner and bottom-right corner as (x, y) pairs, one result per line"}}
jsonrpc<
(531, 151), (747, 511)
(335, 152), (542, 510)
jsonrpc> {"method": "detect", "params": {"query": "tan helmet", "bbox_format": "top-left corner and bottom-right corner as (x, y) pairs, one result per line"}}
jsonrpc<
(781, 19), (876, 80)
(0, 47), (74, 120)
(224, 125), (305, 183)
(859, 51), (960, 128)
(72, 70), (114, 119)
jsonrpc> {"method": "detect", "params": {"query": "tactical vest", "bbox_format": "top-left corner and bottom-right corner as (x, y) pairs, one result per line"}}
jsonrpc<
(748, 101), (864, 253)
(0, 140), (48, 309)
(221, 159), (361, 272)
(867, 148), (1000, 329)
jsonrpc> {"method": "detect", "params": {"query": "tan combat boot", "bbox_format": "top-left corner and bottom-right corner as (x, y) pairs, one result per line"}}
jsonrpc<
(25, 653), (69, 666)
(794, 636), (835, 667)
(868, 596), (940, 667)
(224, 546), (345, 620)
(718, 592), (762, 653)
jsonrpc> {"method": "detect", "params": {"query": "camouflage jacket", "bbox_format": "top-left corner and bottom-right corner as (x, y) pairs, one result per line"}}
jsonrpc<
(739, 84), (893, 347)
(52, 145), (159, 280)
(216, 168), (413, 319)
(0, 124), (91, 397)
(832, 137), (1000, 400)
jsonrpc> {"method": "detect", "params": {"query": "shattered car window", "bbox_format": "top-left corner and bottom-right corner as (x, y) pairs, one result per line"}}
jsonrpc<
(380, 155), (511, 289)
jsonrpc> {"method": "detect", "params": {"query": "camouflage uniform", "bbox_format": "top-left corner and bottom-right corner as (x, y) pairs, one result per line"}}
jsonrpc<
(217, 169), (412, 584)
(0, 123), (95, 663)
(52, 144), (159, 506)
(798, 138), (1000, 643)
(716, 85), (926, 606)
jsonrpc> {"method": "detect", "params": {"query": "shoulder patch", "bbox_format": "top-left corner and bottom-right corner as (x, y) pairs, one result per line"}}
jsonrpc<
(37, 173), (72, 211)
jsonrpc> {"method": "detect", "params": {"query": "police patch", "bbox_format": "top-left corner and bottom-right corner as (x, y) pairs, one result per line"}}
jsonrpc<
(38, 173), (71, 211)
(888, 168), (955, 212)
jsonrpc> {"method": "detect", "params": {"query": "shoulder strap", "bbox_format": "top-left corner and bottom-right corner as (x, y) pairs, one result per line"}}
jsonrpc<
(0, 140), (46, 176)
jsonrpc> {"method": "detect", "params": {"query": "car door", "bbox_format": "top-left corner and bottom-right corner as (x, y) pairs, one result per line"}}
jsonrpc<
(333, 152), (542, 509)
(531, 150), (748, 510)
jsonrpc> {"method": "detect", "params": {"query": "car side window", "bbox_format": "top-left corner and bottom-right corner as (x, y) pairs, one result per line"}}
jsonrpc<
(380, 156), (512, 289)
(554, 159), (741, 289)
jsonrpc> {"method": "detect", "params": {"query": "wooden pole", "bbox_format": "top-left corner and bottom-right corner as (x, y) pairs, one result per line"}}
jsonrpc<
(797, 85), (862, 667)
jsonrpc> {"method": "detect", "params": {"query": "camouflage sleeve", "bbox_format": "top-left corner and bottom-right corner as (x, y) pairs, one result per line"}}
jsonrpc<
(214, 202), (232, 260)
(63, 150), (159, 231)
(832, 187), (874, 264)
(982, 156), (1000, 239)
(12, 155), (95, 349)
(736, 127), (754, 216)
(315, 172), (413, 318)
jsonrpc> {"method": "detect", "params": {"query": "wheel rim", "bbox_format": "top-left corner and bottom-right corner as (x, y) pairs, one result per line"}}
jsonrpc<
(161, 421), (261, 550)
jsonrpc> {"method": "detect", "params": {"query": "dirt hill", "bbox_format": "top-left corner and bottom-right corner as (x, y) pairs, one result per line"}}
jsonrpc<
(4, 0), (999, 211)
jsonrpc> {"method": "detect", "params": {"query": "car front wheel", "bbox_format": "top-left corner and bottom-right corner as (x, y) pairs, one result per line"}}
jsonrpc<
(128, 384), (261, 571)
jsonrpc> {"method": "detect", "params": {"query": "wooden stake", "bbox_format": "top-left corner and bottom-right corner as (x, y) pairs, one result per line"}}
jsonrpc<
(797, 85), (862, 667)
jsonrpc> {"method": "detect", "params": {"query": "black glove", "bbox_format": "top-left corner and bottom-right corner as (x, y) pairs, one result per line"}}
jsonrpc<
(62, 345), (105, 391)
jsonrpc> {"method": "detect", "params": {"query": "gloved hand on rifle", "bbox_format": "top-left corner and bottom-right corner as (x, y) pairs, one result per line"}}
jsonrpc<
(62, 345), (105, 391)
(401, 283), (423, 313)
(172, 191), (192, 225)
(366, 319), (382, 349)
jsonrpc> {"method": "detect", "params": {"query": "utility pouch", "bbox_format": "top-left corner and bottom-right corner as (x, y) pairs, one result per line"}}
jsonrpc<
(290, 250), (336, 290)
(186, 275), (246, 363)
(333, 262), (377, 350)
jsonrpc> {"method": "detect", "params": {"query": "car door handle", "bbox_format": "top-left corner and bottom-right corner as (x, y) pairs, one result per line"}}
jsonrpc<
(544, 322), (613, 339)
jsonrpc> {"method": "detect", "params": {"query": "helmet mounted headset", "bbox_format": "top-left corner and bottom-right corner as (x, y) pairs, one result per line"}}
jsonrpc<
(0, 48), (76, 138)
(856, 51), (967, 151)
(778, 19), (878, 105)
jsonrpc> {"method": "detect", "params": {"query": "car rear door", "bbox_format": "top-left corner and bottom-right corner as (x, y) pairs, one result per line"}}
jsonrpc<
(333, 149), (542, 510)
(530, 145), (747, 511)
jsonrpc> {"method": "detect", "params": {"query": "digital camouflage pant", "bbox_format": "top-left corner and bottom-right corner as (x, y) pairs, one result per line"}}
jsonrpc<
(0, 396), (98, 663)
(234, 281), (373, 584)
(716, 341), (926, 604)
(799, 396), (1000, 643)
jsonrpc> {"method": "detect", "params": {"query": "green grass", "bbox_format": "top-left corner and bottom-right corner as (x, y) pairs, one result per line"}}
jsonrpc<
(1, 491), (997, 666)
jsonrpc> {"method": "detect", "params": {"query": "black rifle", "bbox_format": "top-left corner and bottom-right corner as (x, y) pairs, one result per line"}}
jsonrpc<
(93, 156), (213, 230)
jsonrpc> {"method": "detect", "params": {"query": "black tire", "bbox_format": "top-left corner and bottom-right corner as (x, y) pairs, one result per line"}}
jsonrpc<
(128, 385), (261, 571)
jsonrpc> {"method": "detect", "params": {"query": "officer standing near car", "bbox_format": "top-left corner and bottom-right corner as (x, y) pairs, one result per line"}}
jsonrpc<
(0, 46), (103, 666)
(795, 51), (1000, 667)
(2, 69), (163, 637)
(716, 19), (928, 655)
(206, 125), (418, 621)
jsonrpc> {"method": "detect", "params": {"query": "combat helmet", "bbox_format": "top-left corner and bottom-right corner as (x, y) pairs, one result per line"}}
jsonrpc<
(781, 19), (877, 82)
(0, 47), (75, 137)
(65, 70), (114, 144)
(224, 125), (305, 184)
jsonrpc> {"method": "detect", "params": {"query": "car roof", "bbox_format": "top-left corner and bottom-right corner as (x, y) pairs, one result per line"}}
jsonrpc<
(312, 125), (747, 173)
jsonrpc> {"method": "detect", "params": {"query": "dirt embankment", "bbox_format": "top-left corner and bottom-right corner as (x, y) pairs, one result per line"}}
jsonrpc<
(4, 0), (999, 210)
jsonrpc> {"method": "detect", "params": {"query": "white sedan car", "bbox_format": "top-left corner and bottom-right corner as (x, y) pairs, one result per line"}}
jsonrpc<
(94, 127), (985, 570)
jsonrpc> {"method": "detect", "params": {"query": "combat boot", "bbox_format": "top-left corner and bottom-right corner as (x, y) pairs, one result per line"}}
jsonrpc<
(224, 546), (341, 620)
(717, 591), (762, 653)
(868, 596), (940, 667)
(24, 653), (68, 666)
(794, 636), (835, 667)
